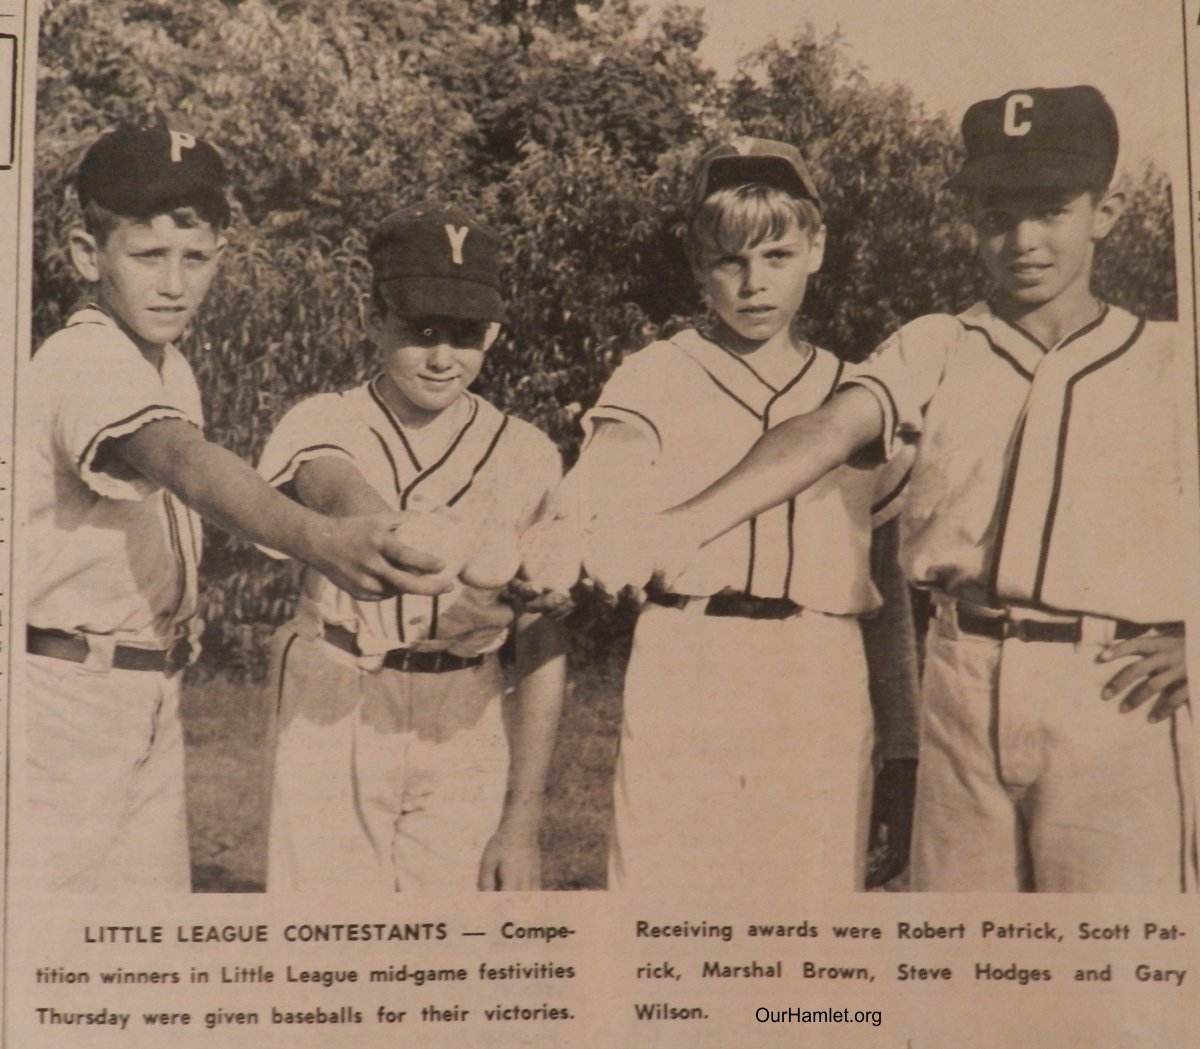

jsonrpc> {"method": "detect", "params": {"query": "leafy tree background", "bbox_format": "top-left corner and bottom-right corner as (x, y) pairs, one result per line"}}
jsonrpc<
(34, 0), (1178, 678)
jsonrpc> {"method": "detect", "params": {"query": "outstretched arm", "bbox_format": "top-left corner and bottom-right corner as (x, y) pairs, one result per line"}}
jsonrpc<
(667, 385), (885, 546)
(112, 418), (449, 599)
(478, 612), (567, 890)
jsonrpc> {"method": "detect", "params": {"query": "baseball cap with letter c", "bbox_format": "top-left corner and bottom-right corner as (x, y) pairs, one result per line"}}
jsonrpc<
(945, 85), (1119, 190)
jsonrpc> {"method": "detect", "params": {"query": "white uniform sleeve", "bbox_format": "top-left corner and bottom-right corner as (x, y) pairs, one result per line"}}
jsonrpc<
(258, 393), (358, 489)
(580, 346), (670, 458)
(839, 314), (957, 461)
(51, 333), (196, 502)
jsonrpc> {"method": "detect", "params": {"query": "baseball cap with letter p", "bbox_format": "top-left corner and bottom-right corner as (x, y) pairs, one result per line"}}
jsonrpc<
(77, 122), (230, 226)
(689, 137), (823, 214)
(946, 85), (1119, 191)
(368, 203), (506, 323)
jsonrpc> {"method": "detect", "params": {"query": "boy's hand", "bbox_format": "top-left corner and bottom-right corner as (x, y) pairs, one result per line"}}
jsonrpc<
(582, 510), (703, 594)
(1098, 630), (1189, 723)
(308, 512), (453, 600)
(520, 516), (584, 595)
(477, 829), (541, 891)
(865, 757), (918, 890)
(504, 576), (575, 619)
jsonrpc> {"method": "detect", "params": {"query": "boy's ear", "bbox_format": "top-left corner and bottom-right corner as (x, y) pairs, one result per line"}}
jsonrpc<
(361, 293), (383, 341)
(807, 225), (827, 274)
(68, 228), (102, 283)
(482, 322), (501, 352)
(1092, 189), (1125, 241)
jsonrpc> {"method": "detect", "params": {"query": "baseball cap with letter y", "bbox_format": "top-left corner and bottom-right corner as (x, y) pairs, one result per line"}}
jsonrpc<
(368, 203), (507, 322)
(945, 85), (1119, 190)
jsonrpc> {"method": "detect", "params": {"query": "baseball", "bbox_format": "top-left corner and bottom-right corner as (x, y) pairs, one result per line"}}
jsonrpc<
(388, 510), (471, 583)
(460, 527), (523, 589)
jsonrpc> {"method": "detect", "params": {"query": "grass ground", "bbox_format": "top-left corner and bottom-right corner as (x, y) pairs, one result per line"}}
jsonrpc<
(182, 628), (628, 893)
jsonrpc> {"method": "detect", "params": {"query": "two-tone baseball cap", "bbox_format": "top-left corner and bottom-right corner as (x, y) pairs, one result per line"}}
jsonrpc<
(946, 85), (1119, 191)
(690, 137), (823, 214)
(368, 203), (506, 323)
(77, 123), (230, 226)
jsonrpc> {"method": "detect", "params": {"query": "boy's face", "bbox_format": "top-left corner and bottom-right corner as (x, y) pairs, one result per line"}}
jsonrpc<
(967, 187), (1122, 309)
(367, 306), (498, 418)
(69, 214), (225, 355)
(695, 219), (825, 348)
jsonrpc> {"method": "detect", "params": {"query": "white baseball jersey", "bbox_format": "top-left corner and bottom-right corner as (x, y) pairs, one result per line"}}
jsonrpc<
(26, 306), (204, 646)
(844, 301), (1196, 891)
(259, 379), (561, 656)
(21, 306), (201, 891)
(843, 301), (1190, 622)
(583, 329), (911, 613)
(260, 380), (560, 890)
(583, 327), (908, 891)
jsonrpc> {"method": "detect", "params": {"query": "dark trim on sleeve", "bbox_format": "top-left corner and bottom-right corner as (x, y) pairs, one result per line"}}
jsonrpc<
(839, 374), (900, 442)
(266, 443), (354, 487)
(77, 404), (187, 470)
(592, 404), (663, 448)
(870, 467), (911, 519)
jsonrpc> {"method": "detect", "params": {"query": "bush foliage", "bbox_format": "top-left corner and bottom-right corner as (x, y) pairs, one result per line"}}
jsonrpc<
(34, 0), (1179, 676)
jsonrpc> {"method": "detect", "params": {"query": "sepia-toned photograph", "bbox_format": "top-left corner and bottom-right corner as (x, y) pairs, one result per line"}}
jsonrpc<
(4, 0), (1200, 1046)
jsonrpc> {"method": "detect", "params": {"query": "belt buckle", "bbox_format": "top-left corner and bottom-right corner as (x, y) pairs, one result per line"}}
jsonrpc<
(1004, 617), (1031, 642)
(165, 635), (194, 676)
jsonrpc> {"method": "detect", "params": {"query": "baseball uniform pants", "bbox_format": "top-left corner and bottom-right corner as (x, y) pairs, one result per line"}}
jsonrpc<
(267, 630), (510, 892)
(609, 602), (874, 895)
(913, 609), (1196, 892)
(21, 654), (190, 892)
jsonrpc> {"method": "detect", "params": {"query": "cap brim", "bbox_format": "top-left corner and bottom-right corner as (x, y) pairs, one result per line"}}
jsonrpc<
(945, 152), (1114, 191)
(695, 155), (822, 211)
(380, 277), (506, 323)
(85, 176), (231, 226)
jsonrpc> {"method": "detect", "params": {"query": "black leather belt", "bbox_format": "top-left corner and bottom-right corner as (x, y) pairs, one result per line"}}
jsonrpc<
(952, 604), (1180, 644)
(323, 624), (484, 673)
(26, 626), (191, 673)
(646, 589), (802, 620)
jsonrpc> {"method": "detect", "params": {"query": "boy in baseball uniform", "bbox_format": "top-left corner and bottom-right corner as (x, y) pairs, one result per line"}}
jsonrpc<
(624, 87), (1196, 892)
(260, 203), (567, 892)
(570, 140), (918, 893)
(23, 124), (449, 892)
